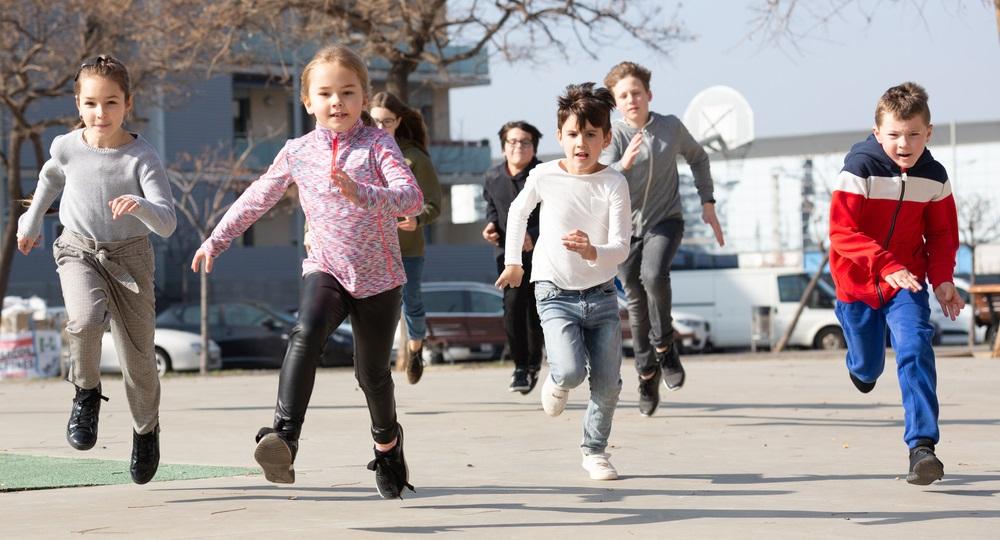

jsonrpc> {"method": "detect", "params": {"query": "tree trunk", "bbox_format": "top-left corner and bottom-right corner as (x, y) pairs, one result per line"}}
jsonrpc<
(995, 0), (1000, 43)
(200, 264), (209, 374)
(385, 59), (417, 103)
(774, 252), (830, 353)
(0, 133), (25, 300)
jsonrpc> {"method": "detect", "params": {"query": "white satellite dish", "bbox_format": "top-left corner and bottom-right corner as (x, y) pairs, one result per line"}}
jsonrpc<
(683, 86), (754, 154)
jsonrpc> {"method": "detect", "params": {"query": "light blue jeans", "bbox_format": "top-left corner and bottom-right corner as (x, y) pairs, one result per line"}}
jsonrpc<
(534, 279), (623, 455)
(401, 256), (427, 341)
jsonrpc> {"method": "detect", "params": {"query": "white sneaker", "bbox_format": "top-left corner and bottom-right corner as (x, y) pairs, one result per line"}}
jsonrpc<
(540, 374), (569, 417)
(582, 453), (619, 480)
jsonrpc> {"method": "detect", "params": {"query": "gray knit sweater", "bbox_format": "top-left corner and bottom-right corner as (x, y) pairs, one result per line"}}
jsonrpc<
(600, 112), (714, 237)
(18, 129), (176, 242)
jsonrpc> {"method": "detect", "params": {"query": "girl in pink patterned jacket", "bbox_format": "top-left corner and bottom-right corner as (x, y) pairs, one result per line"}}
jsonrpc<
(191, 45), (422, 499)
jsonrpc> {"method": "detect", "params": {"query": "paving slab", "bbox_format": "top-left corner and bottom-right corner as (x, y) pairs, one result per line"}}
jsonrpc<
(1, 352), (998, 539)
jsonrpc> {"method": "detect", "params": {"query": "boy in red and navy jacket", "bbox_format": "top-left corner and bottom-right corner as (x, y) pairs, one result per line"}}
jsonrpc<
(829, 82), (964, 486)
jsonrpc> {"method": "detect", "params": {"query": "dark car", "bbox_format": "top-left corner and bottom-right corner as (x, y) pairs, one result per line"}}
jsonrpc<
(155, 301), (353, 368)
(417, 281), (508, 363)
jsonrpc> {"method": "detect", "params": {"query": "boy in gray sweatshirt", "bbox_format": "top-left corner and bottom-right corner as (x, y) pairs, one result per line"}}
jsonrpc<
(599, 61), (725, 417)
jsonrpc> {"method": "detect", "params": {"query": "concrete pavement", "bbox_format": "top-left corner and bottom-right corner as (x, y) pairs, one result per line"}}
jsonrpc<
(2, 351), (999, 539)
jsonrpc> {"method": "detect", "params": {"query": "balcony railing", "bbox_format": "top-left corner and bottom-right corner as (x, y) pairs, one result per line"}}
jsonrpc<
(429, 140), (491, 176)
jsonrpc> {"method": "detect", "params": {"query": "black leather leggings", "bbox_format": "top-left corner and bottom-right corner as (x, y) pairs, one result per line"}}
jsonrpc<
(273, 272), (402, 444)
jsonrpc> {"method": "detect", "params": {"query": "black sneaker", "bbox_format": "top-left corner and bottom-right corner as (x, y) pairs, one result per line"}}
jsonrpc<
(67, 384), (109, 451)
(907, 443), (944, 485)
(130, 424), (160, 485)
(254, 427), (298, 484)
(524, 368), (540, 395)
(850, 373), (876, 393)
(638, 368), (661, 417)
(509, 368), (531, 393)
(367, 425), (415, 499)
(658, 346), (686, 391)
(406, 346), (424, 385)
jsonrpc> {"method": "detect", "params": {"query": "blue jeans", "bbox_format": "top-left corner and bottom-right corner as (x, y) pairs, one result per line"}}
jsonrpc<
(401, 256), (426, 341)
(835, 289), (938, 448)
(534, 280), (623, 455)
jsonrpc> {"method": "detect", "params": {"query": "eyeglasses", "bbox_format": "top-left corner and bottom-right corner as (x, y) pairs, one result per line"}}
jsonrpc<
(373, 117), (398, 128)
(505, 139), (533, 148)
(74, 55), (120, 81)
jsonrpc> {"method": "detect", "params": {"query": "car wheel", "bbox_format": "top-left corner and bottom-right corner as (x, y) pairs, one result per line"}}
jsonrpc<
(814, 327), (846, 350)
(154, 347), (171, 377)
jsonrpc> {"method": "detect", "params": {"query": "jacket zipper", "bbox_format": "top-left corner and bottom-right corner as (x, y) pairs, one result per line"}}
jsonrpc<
(874, 170), (907, 306)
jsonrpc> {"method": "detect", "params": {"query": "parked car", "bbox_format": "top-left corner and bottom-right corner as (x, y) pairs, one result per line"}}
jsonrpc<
(411, 281), (712, 363)
(100, 327), (222, 376)
(155, 301), (354, 368)
(616, 294), (713, 355)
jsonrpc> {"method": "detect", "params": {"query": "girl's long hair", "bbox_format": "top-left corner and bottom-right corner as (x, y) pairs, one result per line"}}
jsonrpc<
(369, 91), (429, 154)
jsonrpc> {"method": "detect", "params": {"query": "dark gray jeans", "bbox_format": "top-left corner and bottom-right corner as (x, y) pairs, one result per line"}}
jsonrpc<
(617, 219), (684, 375)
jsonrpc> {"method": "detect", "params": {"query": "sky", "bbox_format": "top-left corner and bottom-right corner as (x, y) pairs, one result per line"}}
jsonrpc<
(450, 1), (1000, 158)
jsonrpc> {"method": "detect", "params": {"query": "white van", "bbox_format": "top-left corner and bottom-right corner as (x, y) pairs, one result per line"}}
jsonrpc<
(671, 267), (841, 350)
(672, 267), (981, 350)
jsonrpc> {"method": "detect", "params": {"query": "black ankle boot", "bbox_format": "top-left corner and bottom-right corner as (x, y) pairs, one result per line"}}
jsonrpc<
(907, 440), (944, 485)
(67, 384), (109, 451)
(131, 424), (160, 484)
(367, 424), (414, 499)
(254, 420), (299, 484)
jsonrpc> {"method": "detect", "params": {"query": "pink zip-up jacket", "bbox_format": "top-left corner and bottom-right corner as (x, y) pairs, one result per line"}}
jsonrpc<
(201, 120), (423, 298)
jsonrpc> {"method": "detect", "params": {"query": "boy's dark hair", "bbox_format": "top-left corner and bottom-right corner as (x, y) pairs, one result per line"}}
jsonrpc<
(556, 83), (616, 133)
(603, 61), (652, 92)
(497, 121), (542, 151)
(370, 91), (429, 153)
(876, 82), (931, 126)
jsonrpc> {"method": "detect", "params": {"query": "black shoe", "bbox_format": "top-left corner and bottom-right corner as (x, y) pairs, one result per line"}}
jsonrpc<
(367, 425), (415, 499)
(907, 443), (944, 485)
(638, 368), (661, 417)
(67, 384), (109, 451)
(850, 373), (876, 394)
(254, 426), (299, 484)
(130, 424), (160, 484)
(509, 368), (531, 393)
(406, 346), (424, 385)
(658, 346), (686, 391)
(523, 368), (540, 395)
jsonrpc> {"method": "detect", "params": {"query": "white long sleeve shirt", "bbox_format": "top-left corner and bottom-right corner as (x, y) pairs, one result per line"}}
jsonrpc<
(504, 159), (632, 290)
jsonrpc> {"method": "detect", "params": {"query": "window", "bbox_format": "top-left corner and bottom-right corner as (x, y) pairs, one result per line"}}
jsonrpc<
(223, 304), (270, 326)
(179, 305), (221, 325)
(778, 275), (807, 303)
(469, 291), (503, 314)
(423, 290), (465, 313)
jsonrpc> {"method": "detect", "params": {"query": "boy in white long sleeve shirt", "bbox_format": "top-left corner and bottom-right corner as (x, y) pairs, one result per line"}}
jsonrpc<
(497, 83), (631, 480)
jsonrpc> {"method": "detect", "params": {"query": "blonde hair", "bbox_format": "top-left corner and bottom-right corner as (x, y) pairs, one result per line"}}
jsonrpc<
(300, 45), (370, 102)
(603, 61), (652, 92)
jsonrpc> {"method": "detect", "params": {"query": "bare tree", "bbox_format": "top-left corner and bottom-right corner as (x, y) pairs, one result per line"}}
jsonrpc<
(0, 0), (239, 300)
(232, 0), (690, 102)
(958, 193), (1000, 349)
(745, 0), (1000, 50)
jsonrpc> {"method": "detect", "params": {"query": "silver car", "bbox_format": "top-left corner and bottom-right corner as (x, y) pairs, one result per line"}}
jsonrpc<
(100, 327), (222, 376)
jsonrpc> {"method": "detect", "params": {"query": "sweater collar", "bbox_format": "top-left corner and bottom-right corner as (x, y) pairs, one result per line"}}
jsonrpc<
(315, 118), (365, 146)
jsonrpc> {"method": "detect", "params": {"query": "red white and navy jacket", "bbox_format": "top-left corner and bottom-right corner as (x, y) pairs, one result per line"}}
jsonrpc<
(829, 135), (958, 309)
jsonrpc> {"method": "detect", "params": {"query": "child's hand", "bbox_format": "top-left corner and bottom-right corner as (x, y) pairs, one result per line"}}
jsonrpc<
(522, 234), (534, 252)
(109, 195), (140, 220)
(495, 265), (524, 289)
(884, 268), (922, 293)
(398, 216), (417, 231)
(191, 248), (214, 273)
(620, 132), (643, 171)
(702, 203), (725, 247)
(331, 169), (361, 205)
(562, 229), (596, 261)
(17, 236), (39, 255)
(934, 282), (965, 321)
(482, 222), (500, 246)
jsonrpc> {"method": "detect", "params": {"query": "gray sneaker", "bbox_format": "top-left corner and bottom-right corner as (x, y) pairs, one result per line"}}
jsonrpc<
(658, 346), (686, 391)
